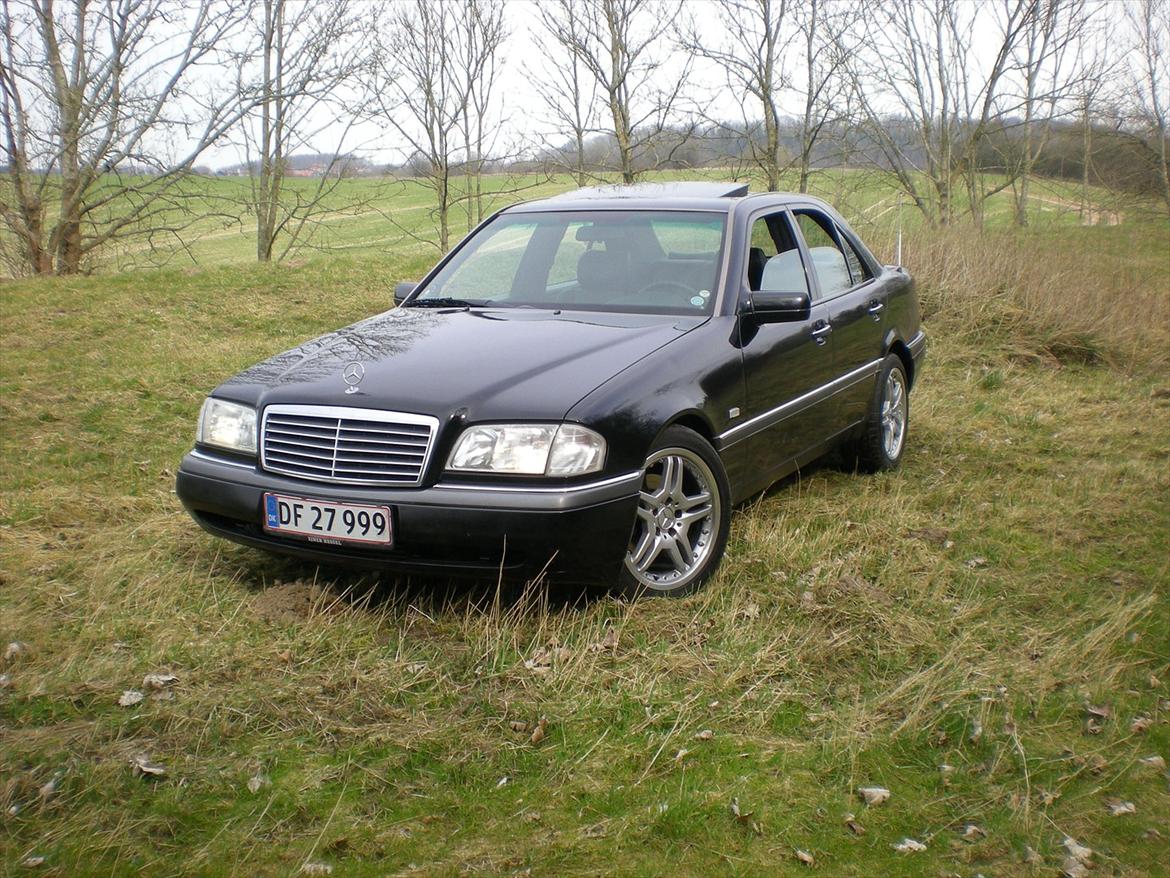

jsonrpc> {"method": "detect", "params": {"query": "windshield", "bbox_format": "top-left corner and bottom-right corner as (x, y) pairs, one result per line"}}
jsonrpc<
(411, 210), (727, 315)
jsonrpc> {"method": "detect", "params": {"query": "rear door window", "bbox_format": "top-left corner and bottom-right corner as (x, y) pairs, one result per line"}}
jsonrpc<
(793, 210), (852, 298)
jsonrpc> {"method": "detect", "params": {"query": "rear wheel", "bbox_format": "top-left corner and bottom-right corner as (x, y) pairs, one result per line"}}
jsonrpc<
(853, 354), (909, 472)
(617, 426), (731, 599)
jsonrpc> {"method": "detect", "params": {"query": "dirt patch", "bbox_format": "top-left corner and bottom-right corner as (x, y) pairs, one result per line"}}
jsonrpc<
(251, 581), (336, 624)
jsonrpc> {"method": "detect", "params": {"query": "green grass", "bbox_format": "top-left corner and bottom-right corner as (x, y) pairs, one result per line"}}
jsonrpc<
(1, 178), (1168, 876)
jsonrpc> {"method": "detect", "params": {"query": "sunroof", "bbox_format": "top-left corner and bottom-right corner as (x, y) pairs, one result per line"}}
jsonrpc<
(552, 181), (750, 200)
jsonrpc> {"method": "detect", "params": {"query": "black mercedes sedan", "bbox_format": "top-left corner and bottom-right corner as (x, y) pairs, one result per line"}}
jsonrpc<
(177, 182), (925, 597)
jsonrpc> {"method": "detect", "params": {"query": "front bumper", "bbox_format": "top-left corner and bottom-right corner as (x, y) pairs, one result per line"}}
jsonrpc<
(176, 450), (640, 584)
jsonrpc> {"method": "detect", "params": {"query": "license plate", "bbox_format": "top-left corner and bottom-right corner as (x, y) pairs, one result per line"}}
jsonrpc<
(263, 493), (393, 546)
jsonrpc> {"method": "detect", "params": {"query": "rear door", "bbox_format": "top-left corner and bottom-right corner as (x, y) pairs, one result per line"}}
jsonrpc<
(730, 209), (836, 480)
(791, 207), (885, 427)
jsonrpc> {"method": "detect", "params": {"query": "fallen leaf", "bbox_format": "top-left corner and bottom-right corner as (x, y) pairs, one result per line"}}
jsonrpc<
(509, 720), (529, 733)
(794, 848), (814, 866)
(38, 772), (62, 803)
(843, 813), (865, 835)
(673, 748), (689, 764)
(247, 772), (270, 793)
(694, 729), (714, 741)
(965, 556), (988, 569)
(1144, 828), (1163, 840)
(1062, 837), (1092, 863)
(1038, 789), (1060, 806)
(589, 627), (619, 653)
(581, 821), (608, 838)
(1061, 857), (1088, 878)
(496, 776), (510, 788)
(131, 754), (166, 777)
(858, 786), (890, 806)
(1150, 673), (1163, 689)
(1138, 754), (1166, 769)
(1083, 703), (1112, 720)
(1023, 845), (1043, 864)
(142, 673), (178, 691)
(969, 718), (984, 742)
(0, 673), (10, 689)
(729, 797), (762, 834)
(20, 856), (45, 868)
(277, 649), (292, 662)
(301, 864), (332, 876)
(529, 716), (548, 745)
(906, 527), (951, 547)
(892, 837), (926, 853)
(118, 690), (144, 707)
(960, 823), (987, 841)
(1106, 799), (1136, 816)
(737, 603), (761, 621)
(4, 641), (28, 663)
(1131, 715), (1152, 733)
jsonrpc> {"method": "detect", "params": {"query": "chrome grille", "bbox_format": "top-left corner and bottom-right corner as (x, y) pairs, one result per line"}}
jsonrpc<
(261, 405), (438, 486)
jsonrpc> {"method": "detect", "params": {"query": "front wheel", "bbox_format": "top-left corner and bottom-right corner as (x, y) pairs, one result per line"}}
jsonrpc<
(616, 426), (731, 599)
(852, 354), (909, 472)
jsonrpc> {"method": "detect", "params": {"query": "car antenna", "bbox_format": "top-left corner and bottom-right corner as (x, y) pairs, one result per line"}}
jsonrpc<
(895, 192), (903, 268)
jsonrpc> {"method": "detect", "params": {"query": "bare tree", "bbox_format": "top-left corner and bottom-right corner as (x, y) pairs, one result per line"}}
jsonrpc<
(846, 0), (1039, 226)
(369, 0), (462, 253)
(1124, 0), (1170, 215)
(0, 0), (255, 275)
(369, 0), (510, 253)
(242, 0), (368, 262)
(530, 1), (600, 186)
(542, 0), (691, 184)
(456, 0), (506, 230)
(790, 0), (858, 193)
(679, 0), (792, 191)
(1009, 0), (1093, 226)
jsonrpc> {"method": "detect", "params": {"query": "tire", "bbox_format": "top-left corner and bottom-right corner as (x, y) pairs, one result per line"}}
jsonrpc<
(853, 354), (910, 473)
(616, 425), (731, 599)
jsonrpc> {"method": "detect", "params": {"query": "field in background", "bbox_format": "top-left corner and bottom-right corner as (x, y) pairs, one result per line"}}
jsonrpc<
(1, 174), (1168, 875)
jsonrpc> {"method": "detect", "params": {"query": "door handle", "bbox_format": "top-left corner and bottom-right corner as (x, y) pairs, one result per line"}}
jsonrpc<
(811, 322), (833, 345)
(867, 300), (885, 320)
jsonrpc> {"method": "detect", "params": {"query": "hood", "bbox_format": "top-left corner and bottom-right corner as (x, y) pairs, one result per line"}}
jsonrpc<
(216, 306), (703, 423)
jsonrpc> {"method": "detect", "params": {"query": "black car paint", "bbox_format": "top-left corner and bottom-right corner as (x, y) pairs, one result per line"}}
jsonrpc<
(176, 187), (924, 583)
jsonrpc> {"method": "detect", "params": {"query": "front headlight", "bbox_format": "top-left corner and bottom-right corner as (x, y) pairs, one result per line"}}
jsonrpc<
(447, 423), (606, 476)
(196, 398), (257, 454)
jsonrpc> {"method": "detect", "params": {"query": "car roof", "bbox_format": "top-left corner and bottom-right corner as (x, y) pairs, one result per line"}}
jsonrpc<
(506, 181), (836, 214)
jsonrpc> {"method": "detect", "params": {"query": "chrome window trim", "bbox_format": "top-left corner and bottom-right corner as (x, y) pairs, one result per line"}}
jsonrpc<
(260, 404), (439, 487)
(717, 359), (882, 447)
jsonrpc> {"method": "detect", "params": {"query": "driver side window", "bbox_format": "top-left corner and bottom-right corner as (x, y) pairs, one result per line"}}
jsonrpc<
(746, 213), (809, 296)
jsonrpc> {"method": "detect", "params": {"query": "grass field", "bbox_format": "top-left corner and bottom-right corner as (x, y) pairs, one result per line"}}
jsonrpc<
(1, 173), (1168, 876)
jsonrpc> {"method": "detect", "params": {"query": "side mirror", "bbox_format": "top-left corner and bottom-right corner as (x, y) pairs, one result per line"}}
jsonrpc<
(394, 281), (417, 305)
(741, 290), (811, 323)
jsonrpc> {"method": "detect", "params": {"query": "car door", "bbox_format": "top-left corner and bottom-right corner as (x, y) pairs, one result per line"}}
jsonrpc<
(732, 209), (837, 480)
(790, 208), (883, 428)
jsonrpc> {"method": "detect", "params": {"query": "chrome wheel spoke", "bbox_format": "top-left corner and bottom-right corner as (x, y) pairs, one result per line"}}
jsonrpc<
(629, 530), (661, 572)
(679, 489), (710, 512)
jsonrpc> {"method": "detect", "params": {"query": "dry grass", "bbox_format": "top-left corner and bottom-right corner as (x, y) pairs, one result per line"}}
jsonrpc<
(904, 224), (1170, 369)
(1, 215), (1169, 874)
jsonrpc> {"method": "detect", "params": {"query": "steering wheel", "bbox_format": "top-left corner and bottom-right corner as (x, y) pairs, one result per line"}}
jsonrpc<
(636, 279), (697, 307)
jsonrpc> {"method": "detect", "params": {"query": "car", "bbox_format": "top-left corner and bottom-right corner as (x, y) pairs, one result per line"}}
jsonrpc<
(176, 181), (925, 597)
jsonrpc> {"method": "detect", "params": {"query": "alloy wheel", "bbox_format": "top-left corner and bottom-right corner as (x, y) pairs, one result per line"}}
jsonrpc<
(624, 446), (721, 591)
(881, 369), (907, 460)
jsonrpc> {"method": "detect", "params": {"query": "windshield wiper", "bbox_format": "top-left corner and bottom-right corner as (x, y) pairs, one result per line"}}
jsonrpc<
(402, 297), (491, 309)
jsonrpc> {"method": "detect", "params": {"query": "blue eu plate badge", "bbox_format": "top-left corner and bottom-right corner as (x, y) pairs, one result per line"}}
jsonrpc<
(265, 494), (280, 528)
